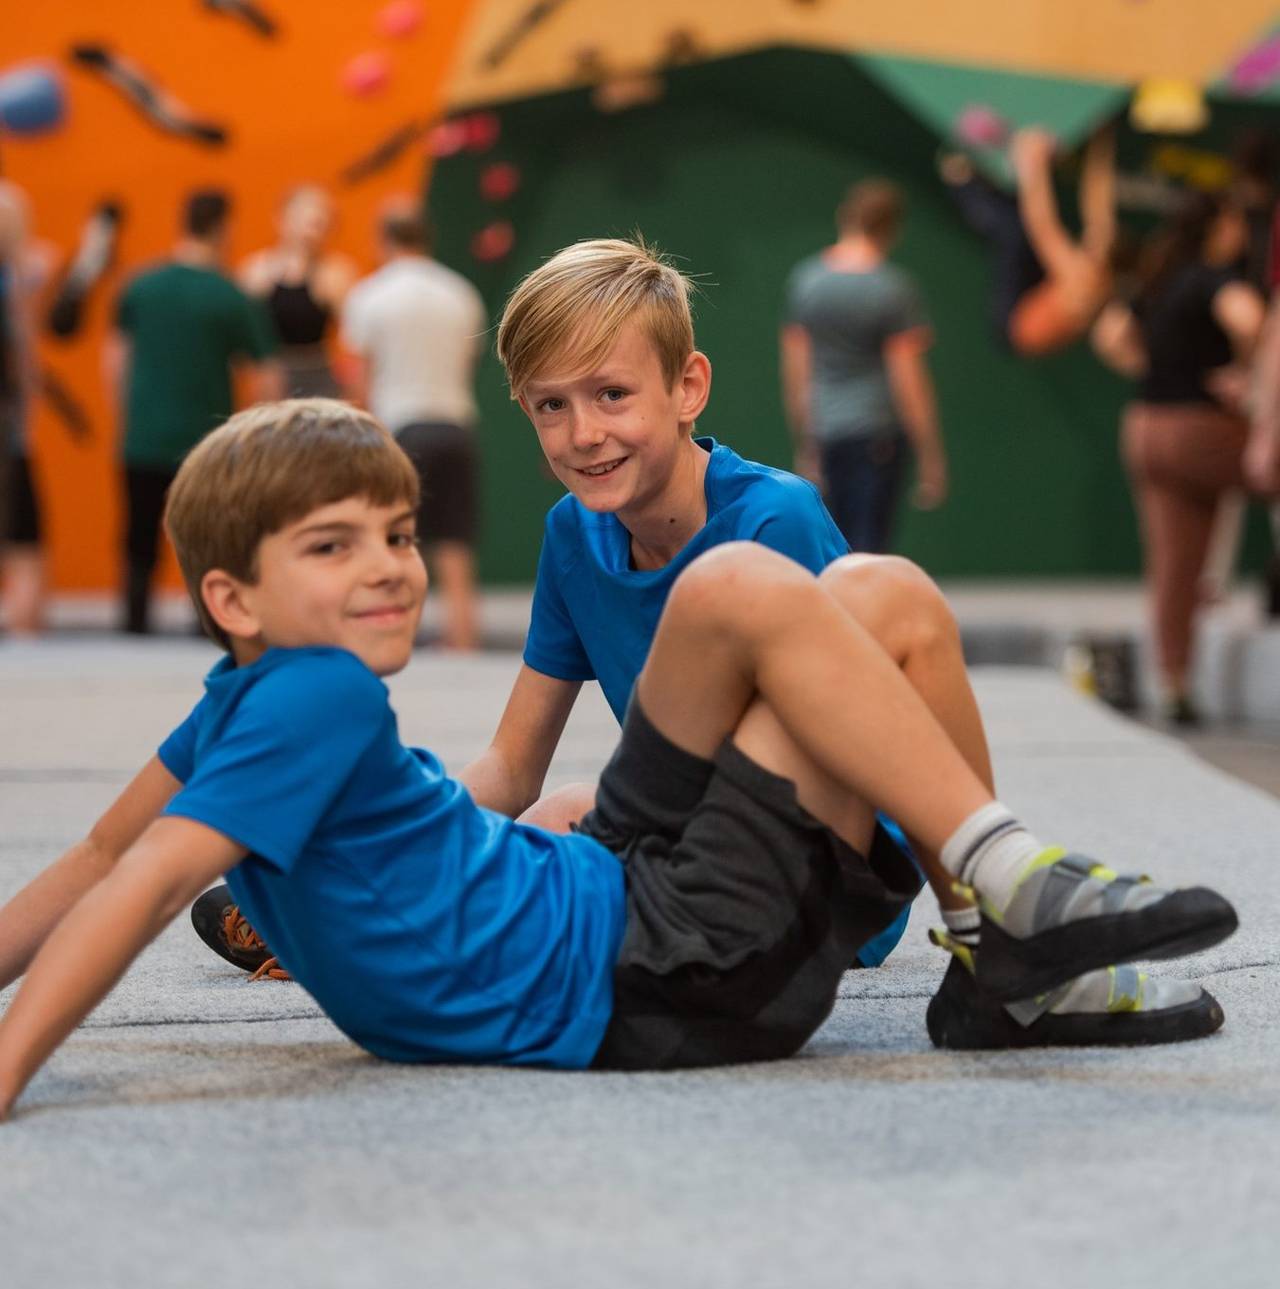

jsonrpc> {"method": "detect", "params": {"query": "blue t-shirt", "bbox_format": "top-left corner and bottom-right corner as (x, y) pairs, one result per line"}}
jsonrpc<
(159, 646), (626, 1069)
(522, 438), (912, 968)
(524, 438), (849, 723)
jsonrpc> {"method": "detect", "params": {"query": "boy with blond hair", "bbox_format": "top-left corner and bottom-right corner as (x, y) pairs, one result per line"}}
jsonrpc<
(194, 240), (1224, 1049)
(0, 388), (1236, 1111)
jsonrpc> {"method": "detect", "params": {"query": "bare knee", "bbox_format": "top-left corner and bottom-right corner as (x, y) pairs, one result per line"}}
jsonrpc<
(668, 542), (817, 637)
(820, 554), (958, 661)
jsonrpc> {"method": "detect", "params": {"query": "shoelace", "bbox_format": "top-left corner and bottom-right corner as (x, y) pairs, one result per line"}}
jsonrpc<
(221, 905), (292, 982)
(248, 956), (291, 983)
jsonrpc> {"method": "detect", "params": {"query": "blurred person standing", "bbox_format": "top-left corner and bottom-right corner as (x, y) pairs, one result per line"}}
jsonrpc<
(780, 179), (947, 555)
(0, 181), (46, 635)
(1092, 191), (1271, 724)
(341, 197), (486, 650)
(239, 184), (356, 398)
(106, 189), (282, 634)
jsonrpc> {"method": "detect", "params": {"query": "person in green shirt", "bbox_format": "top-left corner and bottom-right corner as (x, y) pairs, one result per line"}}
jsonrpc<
(106, 189), (282, 634)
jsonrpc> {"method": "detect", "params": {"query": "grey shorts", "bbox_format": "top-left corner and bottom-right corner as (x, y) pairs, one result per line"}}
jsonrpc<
(581, 702), (922, 1070)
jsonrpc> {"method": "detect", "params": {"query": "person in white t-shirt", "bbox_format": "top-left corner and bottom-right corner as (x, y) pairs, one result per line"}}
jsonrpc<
(342, 198), (487, 649)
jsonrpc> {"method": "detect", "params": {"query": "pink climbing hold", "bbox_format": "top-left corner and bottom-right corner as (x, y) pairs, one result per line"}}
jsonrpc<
(427, 119), (468, 157)
(479, 162), (521, 202)
(463, 112), (502, 152)
(471, 220), (514, 263)
(341, 51), (392, 98)
(954, 104), (1010, 150)
(378, 1), (424, 39)
(1229, 35), (1280, 96)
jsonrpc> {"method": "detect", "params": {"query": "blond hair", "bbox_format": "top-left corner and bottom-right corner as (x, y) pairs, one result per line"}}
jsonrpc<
(496, 237), (694, 398)
(164, 398), (419, 650)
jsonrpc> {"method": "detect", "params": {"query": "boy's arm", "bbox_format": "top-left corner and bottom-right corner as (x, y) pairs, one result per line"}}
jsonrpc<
(0, 756), (180, 991)
(457, 666), (582, 817)
(884, 328), (947, 509)
(0, 816), (242, 1119)
(779, 324), (818, 484)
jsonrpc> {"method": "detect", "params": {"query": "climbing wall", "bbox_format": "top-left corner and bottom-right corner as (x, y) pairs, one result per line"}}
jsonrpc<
(0, 0), (473, 592)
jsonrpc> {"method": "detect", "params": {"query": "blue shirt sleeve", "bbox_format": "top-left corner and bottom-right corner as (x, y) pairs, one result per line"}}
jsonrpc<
(522, 521), (595, 683)
(753, 479), (850, 575)
(157, 698), (206, 783)
(163, 652), (386, 873)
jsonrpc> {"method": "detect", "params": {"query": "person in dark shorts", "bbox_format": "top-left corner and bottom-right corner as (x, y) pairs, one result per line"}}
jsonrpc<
(106, 188), (281, 634)
(342, 197), (486, 649)
(0, 400), (1236, 1116)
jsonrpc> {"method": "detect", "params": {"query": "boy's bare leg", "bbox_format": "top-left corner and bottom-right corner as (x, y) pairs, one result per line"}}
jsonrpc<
(819, 555), (992, 791)
(816, 554), (990, 909)
(518, 781), (597, 833)
(634, 543), (990, 900)
(635, 543), (1236, 1001)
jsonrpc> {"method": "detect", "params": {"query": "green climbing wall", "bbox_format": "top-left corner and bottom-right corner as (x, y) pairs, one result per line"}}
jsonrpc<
(430, 45), (1272, 585)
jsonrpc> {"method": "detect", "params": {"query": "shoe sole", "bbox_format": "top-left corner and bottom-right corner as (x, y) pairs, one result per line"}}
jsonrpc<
(928, 984), (1216, 1046)
(190, 888), (271, 974)
(927, 979), (1225, 1049)
(976, 886), (1238, 1003)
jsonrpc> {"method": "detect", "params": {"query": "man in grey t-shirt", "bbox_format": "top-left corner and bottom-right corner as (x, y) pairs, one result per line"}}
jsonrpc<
(780, 179), (947, 553)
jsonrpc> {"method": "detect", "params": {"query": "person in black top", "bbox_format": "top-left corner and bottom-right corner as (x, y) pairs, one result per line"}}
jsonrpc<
(1093, 191), (1271, 723)
(239, 185), (356, 398)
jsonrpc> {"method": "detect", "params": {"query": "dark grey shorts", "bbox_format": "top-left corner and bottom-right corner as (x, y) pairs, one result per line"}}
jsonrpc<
(393, 421), (477, 545)
(581, 702), (922, 1070)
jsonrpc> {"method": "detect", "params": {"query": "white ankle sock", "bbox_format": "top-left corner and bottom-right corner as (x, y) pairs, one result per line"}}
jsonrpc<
(940, 903), (981, 950)
(939, 803), (1046, 913)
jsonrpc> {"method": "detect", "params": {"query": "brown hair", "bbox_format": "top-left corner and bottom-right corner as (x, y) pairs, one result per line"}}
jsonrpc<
(496, 236), (694, 399)
(164, 398), (419, 650)
(837, 179), (905, 241)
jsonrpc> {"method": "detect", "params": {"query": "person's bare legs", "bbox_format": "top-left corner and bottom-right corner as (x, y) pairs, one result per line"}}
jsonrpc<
(1013, 128), (1110, 318)
(428, 540), (479, 652)
(634, 542), (992, 901)
(1200, 491), (1245, 605)
(1, 546), (46, 634)
(1078, 125), (1117, 265)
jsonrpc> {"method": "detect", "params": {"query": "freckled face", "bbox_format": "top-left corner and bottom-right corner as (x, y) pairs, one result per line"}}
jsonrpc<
(241, 496), (426, 676)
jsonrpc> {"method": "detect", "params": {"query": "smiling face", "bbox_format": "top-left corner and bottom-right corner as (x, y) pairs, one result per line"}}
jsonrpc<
(519, 320), (711, 524)
(203, 495), (427, 676)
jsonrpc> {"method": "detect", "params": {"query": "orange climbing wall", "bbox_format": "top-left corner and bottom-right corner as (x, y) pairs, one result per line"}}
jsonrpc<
(1, 0), (476, 592)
